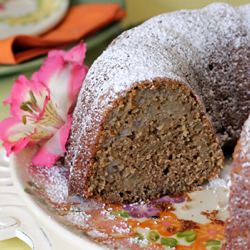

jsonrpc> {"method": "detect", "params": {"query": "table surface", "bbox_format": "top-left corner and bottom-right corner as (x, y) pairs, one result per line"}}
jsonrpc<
(0, 0), (248, 249)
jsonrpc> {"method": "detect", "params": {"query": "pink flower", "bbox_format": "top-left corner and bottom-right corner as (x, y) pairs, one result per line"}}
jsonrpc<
(0, 4), (5, 11)
(0, 43), (88, 167)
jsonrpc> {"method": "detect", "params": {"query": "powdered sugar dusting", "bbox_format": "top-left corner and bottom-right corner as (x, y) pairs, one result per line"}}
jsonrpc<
(66, 210), (91, 227)
(29, 164), (69, 204)
(224, 116), (250, 249)
(238, 115), (250, 158)
(238, 4), (250, 36)
(67, 3), (250, 196)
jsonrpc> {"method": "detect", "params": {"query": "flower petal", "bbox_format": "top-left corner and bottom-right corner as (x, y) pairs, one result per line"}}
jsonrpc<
(60, 42), (87, 64)
(0, 117), (33, 155)
(4, 75), (49, 119)
(68, 63), (88, 106)
(153, 195), (186, 204)
(123, 203), (160, 218)
(32, 115), (72, 167)
(32, 43), (88, 120)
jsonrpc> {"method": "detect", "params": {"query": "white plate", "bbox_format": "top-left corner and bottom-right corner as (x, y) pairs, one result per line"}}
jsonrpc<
(10, 148), (102, 250)
(0, 0), (69, 39)
(8, 148), (231, 249)
(0, 148), (51, 250)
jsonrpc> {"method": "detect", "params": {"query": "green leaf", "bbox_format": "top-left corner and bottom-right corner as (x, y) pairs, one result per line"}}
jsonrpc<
(147, 231), (160, 242)
(177, 230), (196, 238)
(205, 240), (221, 246)
(186, 233), (197, 242)
(111, 210), (130, 218)
(119, 211), (130, 218)
(211, 246), (220, 250)
(135, 233), (144, 241)
(176, 230), (197, 243)
(161, 237), (178, 247)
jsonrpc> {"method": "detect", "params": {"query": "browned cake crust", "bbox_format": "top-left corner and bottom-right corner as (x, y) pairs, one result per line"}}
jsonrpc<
(224, 116), (250, 250)
(66, 3), (250, 203)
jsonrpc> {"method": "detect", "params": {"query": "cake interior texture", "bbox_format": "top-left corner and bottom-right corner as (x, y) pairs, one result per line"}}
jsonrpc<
(88, 80), (223, 203)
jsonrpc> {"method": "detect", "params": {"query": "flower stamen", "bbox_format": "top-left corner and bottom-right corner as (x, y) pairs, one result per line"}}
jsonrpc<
(0, 42), (87, 167)
(39, 101), (65, 129)
(22, 115), (27, 124)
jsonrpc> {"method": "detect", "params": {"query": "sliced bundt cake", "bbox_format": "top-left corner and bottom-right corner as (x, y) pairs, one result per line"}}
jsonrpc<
(66, 3), (250, 203)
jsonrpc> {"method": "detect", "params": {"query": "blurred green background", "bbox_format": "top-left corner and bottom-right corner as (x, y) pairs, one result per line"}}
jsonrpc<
(0, 0), (249, 249)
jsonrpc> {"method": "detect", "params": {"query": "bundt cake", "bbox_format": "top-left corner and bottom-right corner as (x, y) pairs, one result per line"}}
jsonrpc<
(66, 3), (250, 203)
(224, 115), (250, 250)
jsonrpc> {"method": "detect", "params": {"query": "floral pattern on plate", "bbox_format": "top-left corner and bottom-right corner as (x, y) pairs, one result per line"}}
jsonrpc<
(24, 162), (229, 249)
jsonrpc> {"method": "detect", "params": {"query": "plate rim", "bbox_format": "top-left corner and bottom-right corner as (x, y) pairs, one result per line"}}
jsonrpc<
(0, 0), (70, 39)
(9, 154), (103, 250)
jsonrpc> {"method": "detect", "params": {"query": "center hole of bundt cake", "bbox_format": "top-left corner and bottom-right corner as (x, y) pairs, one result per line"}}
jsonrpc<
(89, 80), (223, 203)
